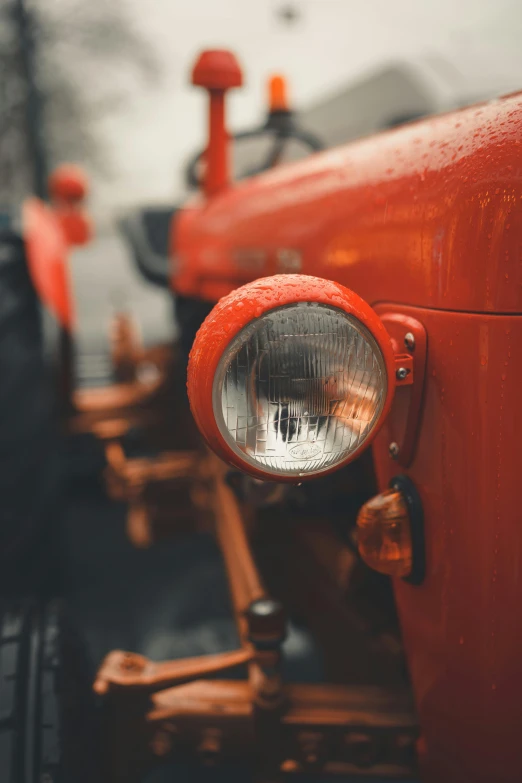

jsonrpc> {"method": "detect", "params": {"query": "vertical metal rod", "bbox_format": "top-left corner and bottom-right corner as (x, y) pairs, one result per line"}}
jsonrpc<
(205, 90), (229, 198)
(211, 461), (266, 641)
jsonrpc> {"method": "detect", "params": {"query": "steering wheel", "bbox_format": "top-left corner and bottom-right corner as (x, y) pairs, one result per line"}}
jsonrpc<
(185, 121), (324, 190)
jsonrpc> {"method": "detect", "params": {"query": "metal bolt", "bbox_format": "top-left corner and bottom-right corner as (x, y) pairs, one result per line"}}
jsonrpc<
(247, 598), (286, 648)
(404, 332), (415, 351)
(396, 366), (409, 381)
(389, 442), (400, 459)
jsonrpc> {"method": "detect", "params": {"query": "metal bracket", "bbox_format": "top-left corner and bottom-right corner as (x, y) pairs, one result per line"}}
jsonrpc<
(94, 648), (253, 696)
(376, 310), (428, 468)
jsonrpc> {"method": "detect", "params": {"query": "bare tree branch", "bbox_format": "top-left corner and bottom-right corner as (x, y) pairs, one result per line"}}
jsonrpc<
(0, 0), (162, 204)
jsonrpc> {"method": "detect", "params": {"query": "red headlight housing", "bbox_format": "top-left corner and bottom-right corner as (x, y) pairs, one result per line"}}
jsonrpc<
(188, 275), (396, 482)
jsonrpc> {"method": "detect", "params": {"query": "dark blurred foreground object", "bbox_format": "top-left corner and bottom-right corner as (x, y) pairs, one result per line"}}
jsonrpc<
(0, 214), (62, 597)
(118, 206), (175, 289)
(117, 207), (214, 360)
(118, 204), (209, 365)
(0, 600), (99, 782)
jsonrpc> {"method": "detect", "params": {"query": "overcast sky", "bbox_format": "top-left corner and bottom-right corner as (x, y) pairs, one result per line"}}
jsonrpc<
(94, 0), (522, 213)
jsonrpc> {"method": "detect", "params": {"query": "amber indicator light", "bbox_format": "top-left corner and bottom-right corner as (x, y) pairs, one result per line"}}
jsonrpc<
(357, 489), (413, 578)
(269, 75), (289, 112)
(356, 475), (424, 583)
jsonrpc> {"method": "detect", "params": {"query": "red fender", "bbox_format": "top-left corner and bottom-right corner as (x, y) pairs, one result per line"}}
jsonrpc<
(23, 197), (77, 330)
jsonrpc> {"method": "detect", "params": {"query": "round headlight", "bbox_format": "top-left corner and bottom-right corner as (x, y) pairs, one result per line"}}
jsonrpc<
(188, 275), (395, 482)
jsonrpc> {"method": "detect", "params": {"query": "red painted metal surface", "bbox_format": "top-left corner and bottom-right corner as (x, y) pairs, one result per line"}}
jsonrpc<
(23, 197), (76, 329)
(187, 275), (396, 482)
(176, 82), (522, 780)
(373, 304), (522, 783)
(53, 206), (92, 247)
(172, 91), (522, 313)
(23, 165), (92, 329)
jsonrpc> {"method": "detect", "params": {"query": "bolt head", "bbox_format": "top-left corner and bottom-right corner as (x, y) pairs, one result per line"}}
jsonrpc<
(246, 598), (286, 648)
(396, 367), (409, 380)
(404, 332), (415, 351)
(389, 442), (400, 459)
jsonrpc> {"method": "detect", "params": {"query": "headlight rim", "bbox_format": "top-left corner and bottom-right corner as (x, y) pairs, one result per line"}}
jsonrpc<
(187, 274), (396, 483)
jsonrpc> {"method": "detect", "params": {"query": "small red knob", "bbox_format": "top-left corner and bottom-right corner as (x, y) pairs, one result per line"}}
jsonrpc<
(192, 49), (243, 91)
(49, 164), (88, 203)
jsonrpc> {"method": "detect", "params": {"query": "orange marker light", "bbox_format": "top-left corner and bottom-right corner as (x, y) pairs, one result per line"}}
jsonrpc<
(356, 489), (413, 578)
(269, 75), (289, 112)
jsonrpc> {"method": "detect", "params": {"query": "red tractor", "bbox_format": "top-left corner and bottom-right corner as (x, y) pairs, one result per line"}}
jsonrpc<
(1, 47), (521, 783)
(170, 50), (522, 783)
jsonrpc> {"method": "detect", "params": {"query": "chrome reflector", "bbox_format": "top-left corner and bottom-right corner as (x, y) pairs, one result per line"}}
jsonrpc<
(212, 302), (387, 478)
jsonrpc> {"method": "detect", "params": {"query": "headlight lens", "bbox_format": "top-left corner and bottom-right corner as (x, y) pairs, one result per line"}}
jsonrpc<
(212, 302), (387, 478)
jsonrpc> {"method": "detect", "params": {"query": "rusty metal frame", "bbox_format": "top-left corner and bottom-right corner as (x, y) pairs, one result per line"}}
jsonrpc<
(96, 450), (418, 781)
(104, 441), (202, 546)
(64, 313), (174, 439)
